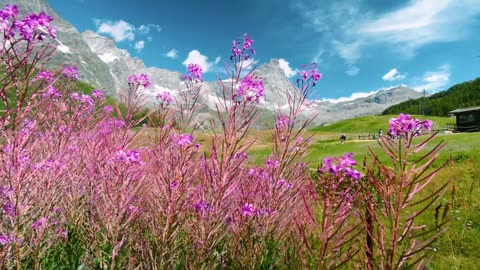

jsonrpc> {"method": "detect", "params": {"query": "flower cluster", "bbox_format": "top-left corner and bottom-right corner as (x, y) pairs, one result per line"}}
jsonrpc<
(92, 89), (104, 100)
(0, 4), (56, 41)
(61, 66), (79, 81)
(193, 200), (211, 213)
(156, 91), (173, 104)
(241, 203), (255, 217)
(388, 113), (432, 137)
(183, 64), (203, 82)
(299, 62), (322, 82)
(72, 93), (95, 111)
(230, 33), (256, 60)
(128, 73), (151, 88)
(33, 70), (54, 83)
(318, 153), (362, 181)
(234, 76), (264, 103)
(113, 149), (142, 165)
(42, 86), (62, 99)
(276, 115), (291, 130)
(173, 134), (194, 146)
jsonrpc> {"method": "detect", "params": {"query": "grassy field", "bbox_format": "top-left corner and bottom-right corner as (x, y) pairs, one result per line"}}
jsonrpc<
(136, 115), (479, 268)
(248, 115), (480, 269)
(309, 114), (455, 134)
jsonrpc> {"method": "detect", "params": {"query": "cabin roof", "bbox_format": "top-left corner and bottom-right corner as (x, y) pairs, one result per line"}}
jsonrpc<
(449, 106), (480, 115)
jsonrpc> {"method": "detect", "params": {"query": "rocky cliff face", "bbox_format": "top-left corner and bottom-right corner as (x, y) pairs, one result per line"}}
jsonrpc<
(1, 1), (425, 125)
(0, 0), (116, 94)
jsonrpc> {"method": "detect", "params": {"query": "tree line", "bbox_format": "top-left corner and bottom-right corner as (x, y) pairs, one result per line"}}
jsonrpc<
(383, 77), (480, 116)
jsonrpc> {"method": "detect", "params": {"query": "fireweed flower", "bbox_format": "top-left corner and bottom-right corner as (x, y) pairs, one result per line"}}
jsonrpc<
(300, 70), (308, 80)
(318, 153), (362, 181)
(311, 69), (322, 81)
(42, 85), (62, 99)
(6, 9), (56, 41)
(230, 33), (256, 60)
(61, 66), (79, 80)
(33, 70), (54, 83)
(235, 76), (264, 103)
(296, 62), (322, 90)
(173, 134), (194, 146)
(92, 89), (104, 99)
(70, 92), (80, 100)
(19, 118), (35, 138)
(266, 159), (280, 168)
(32, 217), (48, 230)
(257, 208), (275, 216)
(276, 115), (290, 130)
(113, 149), (142, 165)
(80, 94), (94, 109)
(193, 200), (210, 213)
(241, 203), (255, 217)
(388, 113), (432, 137)
(2, 202), (15, 217)
(276, 179), (293, 189)
(233, 152), (248, 160)
(128, 73), (151, 88)
(183, 63), (203, 82)
(156, 91), (173, 104)
(0, 234), (14, 245)
(1, 4), (18, 18)
(103, 105), (114, 114)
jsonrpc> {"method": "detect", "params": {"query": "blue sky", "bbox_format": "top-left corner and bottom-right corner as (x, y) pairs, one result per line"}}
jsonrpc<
(47, 0), (480, 102)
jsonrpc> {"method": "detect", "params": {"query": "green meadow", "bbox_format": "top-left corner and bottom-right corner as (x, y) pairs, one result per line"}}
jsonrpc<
(248, 115), (480, 269)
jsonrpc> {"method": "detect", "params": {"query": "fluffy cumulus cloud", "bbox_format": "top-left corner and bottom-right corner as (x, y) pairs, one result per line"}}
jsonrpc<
(277, 59), (297, 78)
(166, 49), (178, 59)
(412, 64), (450, 92)
(182, 50), (213, 72)
(382, 68), (406, 81)
(134, 41), (145, 52)
(94, 19), (135, 42)
(94, 19), (162, 53)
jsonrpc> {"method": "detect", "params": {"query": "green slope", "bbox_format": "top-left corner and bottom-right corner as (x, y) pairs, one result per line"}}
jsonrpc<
(309, 115), (453, 133)
(382, 77), (480, 116)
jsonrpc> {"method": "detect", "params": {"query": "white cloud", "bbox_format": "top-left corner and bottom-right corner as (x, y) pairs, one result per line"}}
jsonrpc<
(345, 66), (360, 76)
(298, 0), (480, 63)
(332, 40), (362, 64)
(412, 64), (450, 92)
(278, 59), (298, 78)
(134, 40), (144, 52)
(138, 24), (162, 34)
(214, 56), (221, 64)
(321, 90), (380, 103)
(382, 68), (406, 81)
(166, 49), (178, 59)
(359, 0), (480, 55)
(182, 50), (213, 72)
(94, 19), (135, 42)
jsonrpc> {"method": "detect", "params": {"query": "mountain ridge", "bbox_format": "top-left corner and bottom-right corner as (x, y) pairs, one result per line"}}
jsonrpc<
(1, 0), (425, 124)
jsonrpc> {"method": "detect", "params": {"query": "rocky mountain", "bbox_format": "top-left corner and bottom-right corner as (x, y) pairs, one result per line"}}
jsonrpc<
(313, 86), (425, 124)
(1, 0), (425, 125)
(1, 0), (116, 94)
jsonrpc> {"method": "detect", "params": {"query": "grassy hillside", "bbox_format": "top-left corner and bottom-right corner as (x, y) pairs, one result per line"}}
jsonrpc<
(382, 77), (480, 116)
(309, 115), (453, 134)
